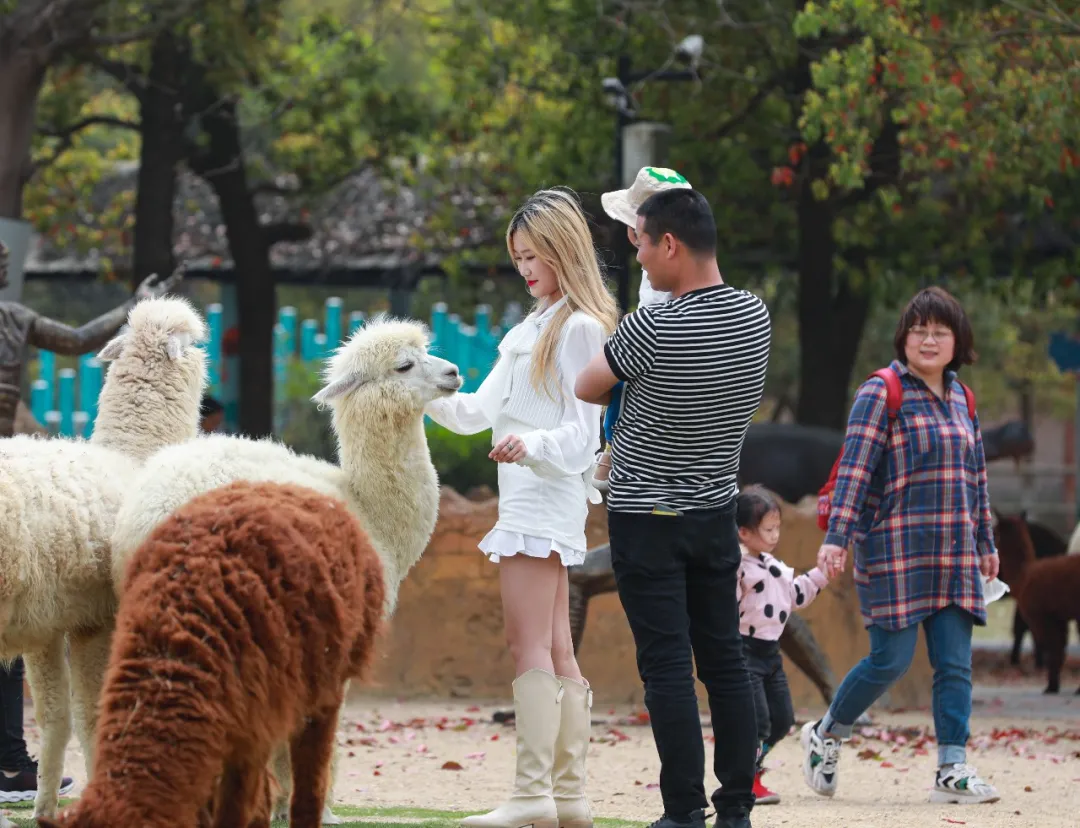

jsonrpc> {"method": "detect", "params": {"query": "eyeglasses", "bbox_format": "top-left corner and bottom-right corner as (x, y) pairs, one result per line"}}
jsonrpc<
(908, 326), (954, 342)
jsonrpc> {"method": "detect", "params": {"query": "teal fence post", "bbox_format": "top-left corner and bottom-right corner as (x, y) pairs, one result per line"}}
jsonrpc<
(79, 355), (103, 436)
(300, 319), (318, 362)
(325, 297), (343, 351)
(38, 350), (55, 402)
(206, 302), (223, 394)
(31, 379), (49, 425)
(348, 311), (366, 337)
(460, 324), (477, 392)
(446, 313), (461, 374)
(430, 303), (449, 356)
(273, 323), (288, 434)
(278, 306), (298, 357)
(58, 368), (75, 436)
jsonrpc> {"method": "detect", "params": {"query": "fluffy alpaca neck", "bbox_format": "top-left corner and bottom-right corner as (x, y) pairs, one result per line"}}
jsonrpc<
(334, 408), (438, 608)
(90, 371), (199, 462)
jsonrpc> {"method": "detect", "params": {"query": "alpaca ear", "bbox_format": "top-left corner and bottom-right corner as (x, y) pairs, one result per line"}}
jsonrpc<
(97, 332), (128, 361)
(166, 332), (192, 360)
(312, 372), (366, 406)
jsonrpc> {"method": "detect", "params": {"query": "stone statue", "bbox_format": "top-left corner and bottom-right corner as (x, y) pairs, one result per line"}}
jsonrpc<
(0, 240), (183, 438)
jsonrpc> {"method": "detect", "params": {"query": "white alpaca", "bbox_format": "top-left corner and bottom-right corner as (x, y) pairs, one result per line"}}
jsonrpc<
(108, 315), (461, 821)
(0, 296), (208, 818)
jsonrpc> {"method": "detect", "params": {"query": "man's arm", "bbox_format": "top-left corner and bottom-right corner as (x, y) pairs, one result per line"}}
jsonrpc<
(574, 349), (618, 406)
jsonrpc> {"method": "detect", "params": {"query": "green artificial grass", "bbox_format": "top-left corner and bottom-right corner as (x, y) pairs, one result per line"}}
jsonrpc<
(2, 802), (644, 828)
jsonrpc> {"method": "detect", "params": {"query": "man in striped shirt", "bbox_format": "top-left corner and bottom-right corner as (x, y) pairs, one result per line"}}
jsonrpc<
(576, 189), (771, 828)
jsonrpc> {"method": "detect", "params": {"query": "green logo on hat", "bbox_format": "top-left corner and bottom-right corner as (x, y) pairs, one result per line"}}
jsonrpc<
(646, 167), (688, 184)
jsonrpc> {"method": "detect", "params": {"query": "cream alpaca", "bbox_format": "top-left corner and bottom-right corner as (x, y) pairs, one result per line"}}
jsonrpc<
(107, 315), (460, 819)
(0, 296), (208, 818)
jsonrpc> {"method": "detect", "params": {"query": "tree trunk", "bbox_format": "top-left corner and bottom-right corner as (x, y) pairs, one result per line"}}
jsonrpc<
(792, 11), (873, 431)
(794, 182), (872, 429)
(0, 52), (46, 219)
(187, 96), (275, 438)
(131, 31), (188, 286)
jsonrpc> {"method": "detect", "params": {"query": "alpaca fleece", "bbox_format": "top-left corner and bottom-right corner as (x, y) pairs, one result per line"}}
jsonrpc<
(995, 514), (1080, 695)
(40, 481), (386, 828)
(0, 295), (208, 818)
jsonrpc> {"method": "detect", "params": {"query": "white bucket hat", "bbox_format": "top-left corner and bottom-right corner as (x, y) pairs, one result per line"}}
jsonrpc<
(601, 166), (692, 228)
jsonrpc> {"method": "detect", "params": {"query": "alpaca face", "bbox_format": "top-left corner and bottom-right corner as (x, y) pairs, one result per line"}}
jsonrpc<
(313, 317), (462, 410)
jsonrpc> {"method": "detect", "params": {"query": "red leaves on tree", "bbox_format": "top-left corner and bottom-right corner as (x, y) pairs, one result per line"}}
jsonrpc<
(788, 143), (807, 165)
(771, 167), (795, 187)
(930, 15), (943, 32)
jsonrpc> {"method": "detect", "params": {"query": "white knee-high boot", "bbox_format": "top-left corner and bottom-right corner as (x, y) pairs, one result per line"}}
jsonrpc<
(461, 669), (563, 828)
(552, 677), (593, 828)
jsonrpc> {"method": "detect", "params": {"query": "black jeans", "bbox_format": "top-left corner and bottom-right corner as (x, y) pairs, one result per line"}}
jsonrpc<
(742, 636), (795, 760)
(609, 504), (757, 820)
(0, 657), (31, 770)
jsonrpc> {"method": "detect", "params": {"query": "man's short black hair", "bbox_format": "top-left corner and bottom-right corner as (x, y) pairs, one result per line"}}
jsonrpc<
(199, 395), (224, 418)
(636, 188), (717, 256)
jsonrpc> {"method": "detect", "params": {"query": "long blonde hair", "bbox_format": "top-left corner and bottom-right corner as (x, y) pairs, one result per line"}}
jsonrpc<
(506, 187), (620, 399)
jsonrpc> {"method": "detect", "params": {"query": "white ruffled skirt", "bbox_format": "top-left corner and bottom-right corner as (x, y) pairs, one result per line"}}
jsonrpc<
(478, 528), (586, 568)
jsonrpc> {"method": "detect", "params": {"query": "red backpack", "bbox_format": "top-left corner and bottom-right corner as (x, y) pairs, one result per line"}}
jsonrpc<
(815, 367), (976, 531)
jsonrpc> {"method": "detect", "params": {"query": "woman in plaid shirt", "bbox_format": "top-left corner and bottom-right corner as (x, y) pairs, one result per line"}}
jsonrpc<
(800, 287), (1002, 805)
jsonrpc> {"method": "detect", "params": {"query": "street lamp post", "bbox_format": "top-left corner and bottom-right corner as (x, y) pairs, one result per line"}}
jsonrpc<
(606, 50), (698, 312)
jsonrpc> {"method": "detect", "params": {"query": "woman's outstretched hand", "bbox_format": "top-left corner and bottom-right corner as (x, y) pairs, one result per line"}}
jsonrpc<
(490, 434), (528, 464)
(818, 543), (847, 580)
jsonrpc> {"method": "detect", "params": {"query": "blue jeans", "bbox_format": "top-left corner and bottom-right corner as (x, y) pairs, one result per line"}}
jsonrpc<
(820, 605), (974, 767)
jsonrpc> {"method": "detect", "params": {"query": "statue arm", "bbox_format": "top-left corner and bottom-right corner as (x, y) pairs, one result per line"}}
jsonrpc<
(27, 301), (134, 356)
(25, 268), (184, 356)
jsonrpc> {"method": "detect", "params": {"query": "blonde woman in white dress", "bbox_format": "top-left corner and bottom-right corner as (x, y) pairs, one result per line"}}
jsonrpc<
(426, 188), (618, 828)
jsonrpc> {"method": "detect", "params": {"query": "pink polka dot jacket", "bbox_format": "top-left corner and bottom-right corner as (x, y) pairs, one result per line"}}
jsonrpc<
(736, 544), (829, 641)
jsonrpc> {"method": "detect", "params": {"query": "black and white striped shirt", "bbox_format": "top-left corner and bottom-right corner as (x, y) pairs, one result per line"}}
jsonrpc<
(604, 284), (771, 513)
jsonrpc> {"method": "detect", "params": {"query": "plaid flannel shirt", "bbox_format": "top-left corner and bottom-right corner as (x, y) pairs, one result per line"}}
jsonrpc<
(824, 360), (996, 631)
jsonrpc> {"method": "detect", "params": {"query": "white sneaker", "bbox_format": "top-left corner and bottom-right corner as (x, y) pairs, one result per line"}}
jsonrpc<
(929, 763), (1000, 804)
(800, 720), (841, 797)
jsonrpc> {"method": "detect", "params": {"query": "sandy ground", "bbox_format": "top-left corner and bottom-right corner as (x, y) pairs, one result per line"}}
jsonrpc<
(20, 676), (1078, 828)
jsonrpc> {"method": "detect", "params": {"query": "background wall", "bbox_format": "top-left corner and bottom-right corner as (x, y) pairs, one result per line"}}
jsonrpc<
(362, 489), (934, 712)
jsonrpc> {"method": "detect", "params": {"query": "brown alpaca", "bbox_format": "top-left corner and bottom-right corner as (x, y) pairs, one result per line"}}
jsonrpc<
(38, 480), (386, 828)
(994, 513), (1080, 695)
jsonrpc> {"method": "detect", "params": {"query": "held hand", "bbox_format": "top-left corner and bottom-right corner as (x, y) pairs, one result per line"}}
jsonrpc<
(490, 434), (527, 464)
(979, 552), (1000, 581)
(817, 543), (847, 580)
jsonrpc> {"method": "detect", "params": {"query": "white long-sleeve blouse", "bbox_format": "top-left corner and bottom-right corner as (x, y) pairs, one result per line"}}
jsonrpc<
(425, 297), (606, 554)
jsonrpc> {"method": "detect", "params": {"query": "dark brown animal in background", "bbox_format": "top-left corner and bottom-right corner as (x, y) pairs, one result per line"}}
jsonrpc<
(993, 512), (1071, 667)
(38, 480), (386, 828)
(994, 513), (1080, 695)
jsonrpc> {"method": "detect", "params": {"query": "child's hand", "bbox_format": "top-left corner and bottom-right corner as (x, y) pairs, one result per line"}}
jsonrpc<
(490, 434), (527, 464)
(818, 543), (846, 580)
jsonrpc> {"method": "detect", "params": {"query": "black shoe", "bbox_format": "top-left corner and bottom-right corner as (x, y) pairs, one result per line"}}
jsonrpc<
(713, 810), (751, 828)
(647, 808), (709, 828)
(0, 761), (75, 803)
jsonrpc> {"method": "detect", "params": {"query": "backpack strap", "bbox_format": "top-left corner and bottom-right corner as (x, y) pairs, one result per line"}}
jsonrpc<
(959, 382), (977, 421)
(869, 367), (904, 420)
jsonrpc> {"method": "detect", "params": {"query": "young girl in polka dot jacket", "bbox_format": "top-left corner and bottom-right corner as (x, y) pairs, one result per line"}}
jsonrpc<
(736, 485), (832, 806)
